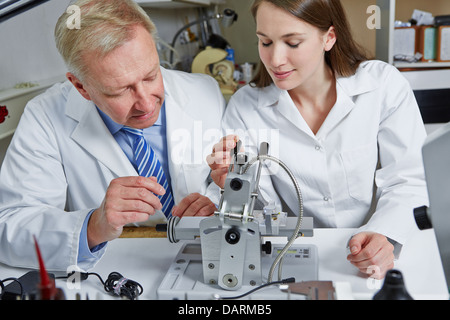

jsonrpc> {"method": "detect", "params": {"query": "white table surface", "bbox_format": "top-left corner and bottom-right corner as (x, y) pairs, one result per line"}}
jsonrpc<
(1, 228), (448, 300)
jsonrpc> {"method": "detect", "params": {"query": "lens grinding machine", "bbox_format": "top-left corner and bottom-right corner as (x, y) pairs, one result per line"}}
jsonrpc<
(157, 142), (327, 299)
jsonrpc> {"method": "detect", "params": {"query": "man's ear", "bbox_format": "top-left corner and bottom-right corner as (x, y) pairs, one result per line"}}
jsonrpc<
(66, 72), (92, 101)
(324, 26), (337, 52)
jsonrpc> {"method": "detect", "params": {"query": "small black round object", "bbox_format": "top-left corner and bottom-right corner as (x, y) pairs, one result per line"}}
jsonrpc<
(155, 223), (167, 232)
(373, 269), (413, 300)
(413, 206), (432, 230)
(230, 178), (243, 191)
(225, 228), (240, 245)
(262, 241), (272, 255)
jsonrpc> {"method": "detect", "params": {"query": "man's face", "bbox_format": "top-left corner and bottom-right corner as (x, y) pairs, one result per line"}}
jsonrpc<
(69, 25), (164, 129)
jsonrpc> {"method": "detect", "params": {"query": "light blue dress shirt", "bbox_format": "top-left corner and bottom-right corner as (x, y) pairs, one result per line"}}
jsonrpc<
(78, 103), (172, 264)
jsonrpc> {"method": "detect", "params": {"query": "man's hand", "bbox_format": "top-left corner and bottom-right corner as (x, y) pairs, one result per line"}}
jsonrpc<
(172, 193), (216, 217)
(206, 135), (239, 189)
(87, 176), (165, 248)
(347, 232), (395, 279)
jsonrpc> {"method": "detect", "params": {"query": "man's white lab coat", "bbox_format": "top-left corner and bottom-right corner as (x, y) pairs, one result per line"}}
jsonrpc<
(223, 60), (428, 246)
(0, 67), (225, 271)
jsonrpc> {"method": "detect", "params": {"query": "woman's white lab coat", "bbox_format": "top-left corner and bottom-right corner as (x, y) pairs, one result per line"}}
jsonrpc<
(223, 60), (428, 246)
(0, 67), (224, 271)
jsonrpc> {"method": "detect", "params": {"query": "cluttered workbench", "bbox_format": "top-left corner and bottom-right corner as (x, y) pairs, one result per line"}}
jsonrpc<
(1, 139), (449, 301)
(0, 227), (448, 300)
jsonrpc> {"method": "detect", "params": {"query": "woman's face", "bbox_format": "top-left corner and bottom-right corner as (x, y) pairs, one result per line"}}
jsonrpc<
(256, 2), (335, 91)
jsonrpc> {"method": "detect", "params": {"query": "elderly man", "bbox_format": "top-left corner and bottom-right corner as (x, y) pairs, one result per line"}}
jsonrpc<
(0, 0), (224, 270)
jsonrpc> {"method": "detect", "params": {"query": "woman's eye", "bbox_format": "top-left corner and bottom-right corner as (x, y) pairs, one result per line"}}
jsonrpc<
(260, 41), (300, 48)
(288, 43), (301, 48)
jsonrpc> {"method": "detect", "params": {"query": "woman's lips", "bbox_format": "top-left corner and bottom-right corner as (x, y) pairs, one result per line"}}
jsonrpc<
(272, 70), (294, 80)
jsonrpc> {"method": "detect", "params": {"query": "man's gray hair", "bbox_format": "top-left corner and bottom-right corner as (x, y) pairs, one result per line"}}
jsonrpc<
(55, 0), (157, 81)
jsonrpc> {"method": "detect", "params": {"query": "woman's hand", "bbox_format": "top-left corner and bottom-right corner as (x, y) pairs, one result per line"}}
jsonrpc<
(206, 135), (239, 189)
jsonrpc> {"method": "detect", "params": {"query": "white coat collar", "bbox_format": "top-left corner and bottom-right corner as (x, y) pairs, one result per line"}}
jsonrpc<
(255, 61), (380, 138)
(159, 67), (195, 167)
(65, 84), (137, 177)
(160, 67), (190, 106)
(336, 61), (380, 97)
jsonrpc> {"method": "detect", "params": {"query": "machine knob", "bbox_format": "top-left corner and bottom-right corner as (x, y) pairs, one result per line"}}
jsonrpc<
(261, 241), (272, 255)
(166, 216), (181, 243)
(413, 206), (433, 230)
(225, 228), (240, 245)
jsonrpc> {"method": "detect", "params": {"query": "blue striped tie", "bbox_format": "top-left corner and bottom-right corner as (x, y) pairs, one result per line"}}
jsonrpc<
(122, 127), (174, 218)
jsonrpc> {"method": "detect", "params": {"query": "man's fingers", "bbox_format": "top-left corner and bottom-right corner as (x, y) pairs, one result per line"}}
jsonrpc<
(172, 193), (197, 216)
(112, 176), (165, 196)
(118, 185), (163, 210)
(115, 209), (156, 227)
(105, 176), (164, 213)
(107, 198), (161, 215)
(172, 193), (216, 217)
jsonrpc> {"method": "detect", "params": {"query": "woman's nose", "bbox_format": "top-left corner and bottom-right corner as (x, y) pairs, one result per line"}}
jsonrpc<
(270, 44), (287, 67)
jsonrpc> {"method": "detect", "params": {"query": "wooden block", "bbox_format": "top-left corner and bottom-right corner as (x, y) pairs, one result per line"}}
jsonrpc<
(120, 227), (167, 238)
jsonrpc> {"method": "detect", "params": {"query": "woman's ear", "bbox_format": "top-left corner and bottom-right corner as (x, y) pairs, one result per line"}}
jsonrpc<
(324, 26), (337, 52)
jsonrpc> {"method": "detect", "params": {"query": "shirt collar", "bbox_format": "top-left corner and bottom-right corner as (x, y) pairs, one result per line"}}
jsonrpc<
(97, 102), (165, 135)
(257, 84), (283, 109)
(336, 61), (380, 97)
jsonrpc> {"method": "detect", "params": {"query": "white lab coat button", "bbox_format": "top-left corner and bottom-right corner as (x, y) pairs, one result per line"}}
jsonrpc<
(323, 196), (329, 202)
(315, 145), (321, 151)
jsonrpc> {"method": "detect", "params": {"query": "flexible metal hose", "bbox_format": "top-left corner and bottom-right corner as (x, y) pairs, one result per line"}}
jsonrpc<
(243, 154), (304, 282)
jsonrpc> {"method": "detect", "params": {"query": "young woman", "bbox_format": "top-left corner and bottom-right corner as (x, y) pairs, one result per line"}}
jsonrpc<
(207, 0), (428, 279)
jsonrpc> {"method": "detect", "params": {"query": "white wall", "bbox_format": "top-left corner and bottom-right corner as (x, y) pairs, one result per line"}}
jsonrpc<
(0, 0), (72, 91)
(0, 1), (211, 165)
(0, 2), (205, 91)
